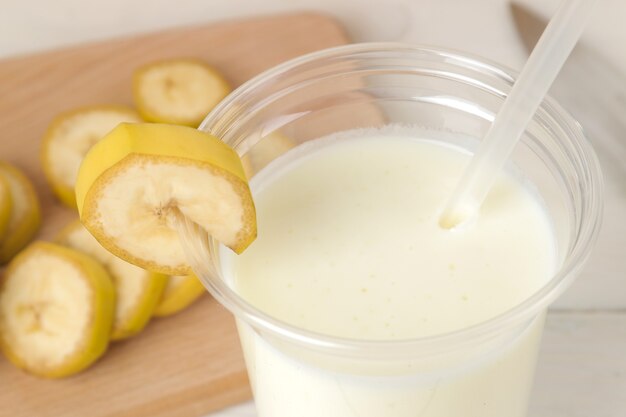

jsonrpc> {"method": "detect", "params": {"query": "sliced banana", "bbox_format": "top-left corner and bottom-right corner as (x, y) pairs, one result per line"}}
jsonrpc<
(0, 241), (115, 378)
(41, 105), (142, 207)
(57, 220), (167, 340)
(0, 173), (13, 240)
(153, 274), (206, 317)
(241, 131), (296, 177)
(76, 123), (256, 275)
(132, 58), (230, 127)
(0, 162), (41, 264)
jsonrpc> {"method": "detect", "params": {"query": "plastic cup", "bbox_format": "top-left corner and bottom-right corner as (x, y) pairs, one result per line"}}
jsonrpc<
(192, 44), (603, 417)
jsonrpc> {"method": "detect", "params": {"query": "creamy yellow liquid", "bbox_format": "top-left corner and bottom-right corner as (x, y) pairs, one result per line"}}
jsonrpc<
(222, 132), (557, 417)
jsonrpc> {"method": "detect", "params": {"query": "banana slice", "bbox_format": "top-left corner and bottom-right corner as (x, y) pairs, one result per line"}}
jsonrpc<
(153, 274), (206, 317)
(241, 131), (296, 177)
(76, 123), (256, 276)
(41, 105), (142, 207)
(0, 162), (41, 264)
(0, 241), (115, 378)
(57, 220), (167, 340)
(133, 58), (230, 127)
(0, 173), (13, 240)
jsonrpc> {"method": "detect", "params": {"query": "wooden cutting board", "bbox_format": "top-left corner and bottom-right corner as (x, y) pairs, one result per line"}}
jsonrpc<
(0, 13), (348, 417)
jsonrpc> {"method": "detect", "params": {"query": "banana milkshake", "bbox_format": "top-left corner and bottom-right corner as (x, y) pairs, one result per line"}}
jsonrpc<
(220, 130), (557, 417)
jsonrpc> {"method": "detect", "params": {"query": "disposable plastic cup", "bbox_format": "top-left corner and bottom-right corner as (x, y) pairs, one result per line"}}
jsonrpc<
(191, 44), (603, 417)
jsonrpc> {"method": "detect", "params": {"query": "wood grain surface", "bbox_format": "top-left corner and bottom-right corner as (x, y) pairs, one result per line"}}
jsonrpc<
(0, 13), (348, 417)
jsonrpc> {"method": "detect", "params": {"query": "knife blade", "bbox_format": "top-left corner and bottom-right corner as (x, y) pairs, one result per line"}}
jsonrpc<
(511, 2), (626, 180)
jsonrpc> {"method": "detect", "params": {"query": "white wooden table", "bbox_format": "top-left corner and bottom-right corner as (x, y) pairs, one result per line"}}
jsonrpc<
(4, 0), (624, 416)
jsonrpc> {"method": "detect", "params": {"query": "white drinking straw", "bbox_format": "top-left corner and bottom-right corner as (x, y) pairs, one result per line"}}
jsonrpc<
(439, 0), (598, 228)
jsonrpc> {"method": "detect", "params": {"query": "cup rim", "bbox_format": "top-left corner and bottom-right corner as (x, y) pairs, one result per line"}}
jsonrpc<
(196, 42), (604, 357)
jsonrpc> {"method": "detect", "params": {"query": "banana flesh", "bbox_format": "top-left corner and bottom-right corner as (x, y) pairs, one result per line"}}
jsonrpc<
(41, 105), (142, 207)
(0, 242), (114, 378)
(76, 123), (256, 275)
(133, 59), (230, 127)
(0, 162), (41, 264)
(154, 274), (206, 317)
(58, 220), (167, 340)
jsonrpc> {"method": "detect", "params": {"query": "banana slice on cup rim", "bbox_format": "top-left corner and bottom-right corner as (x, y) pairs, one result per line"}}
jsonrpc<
(0, 241), (115, 378)
(57, 220), (167, 340)
(41, 105), (142, 208)
(76, 122), (256, 276)
(0, 162), (41, 264)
